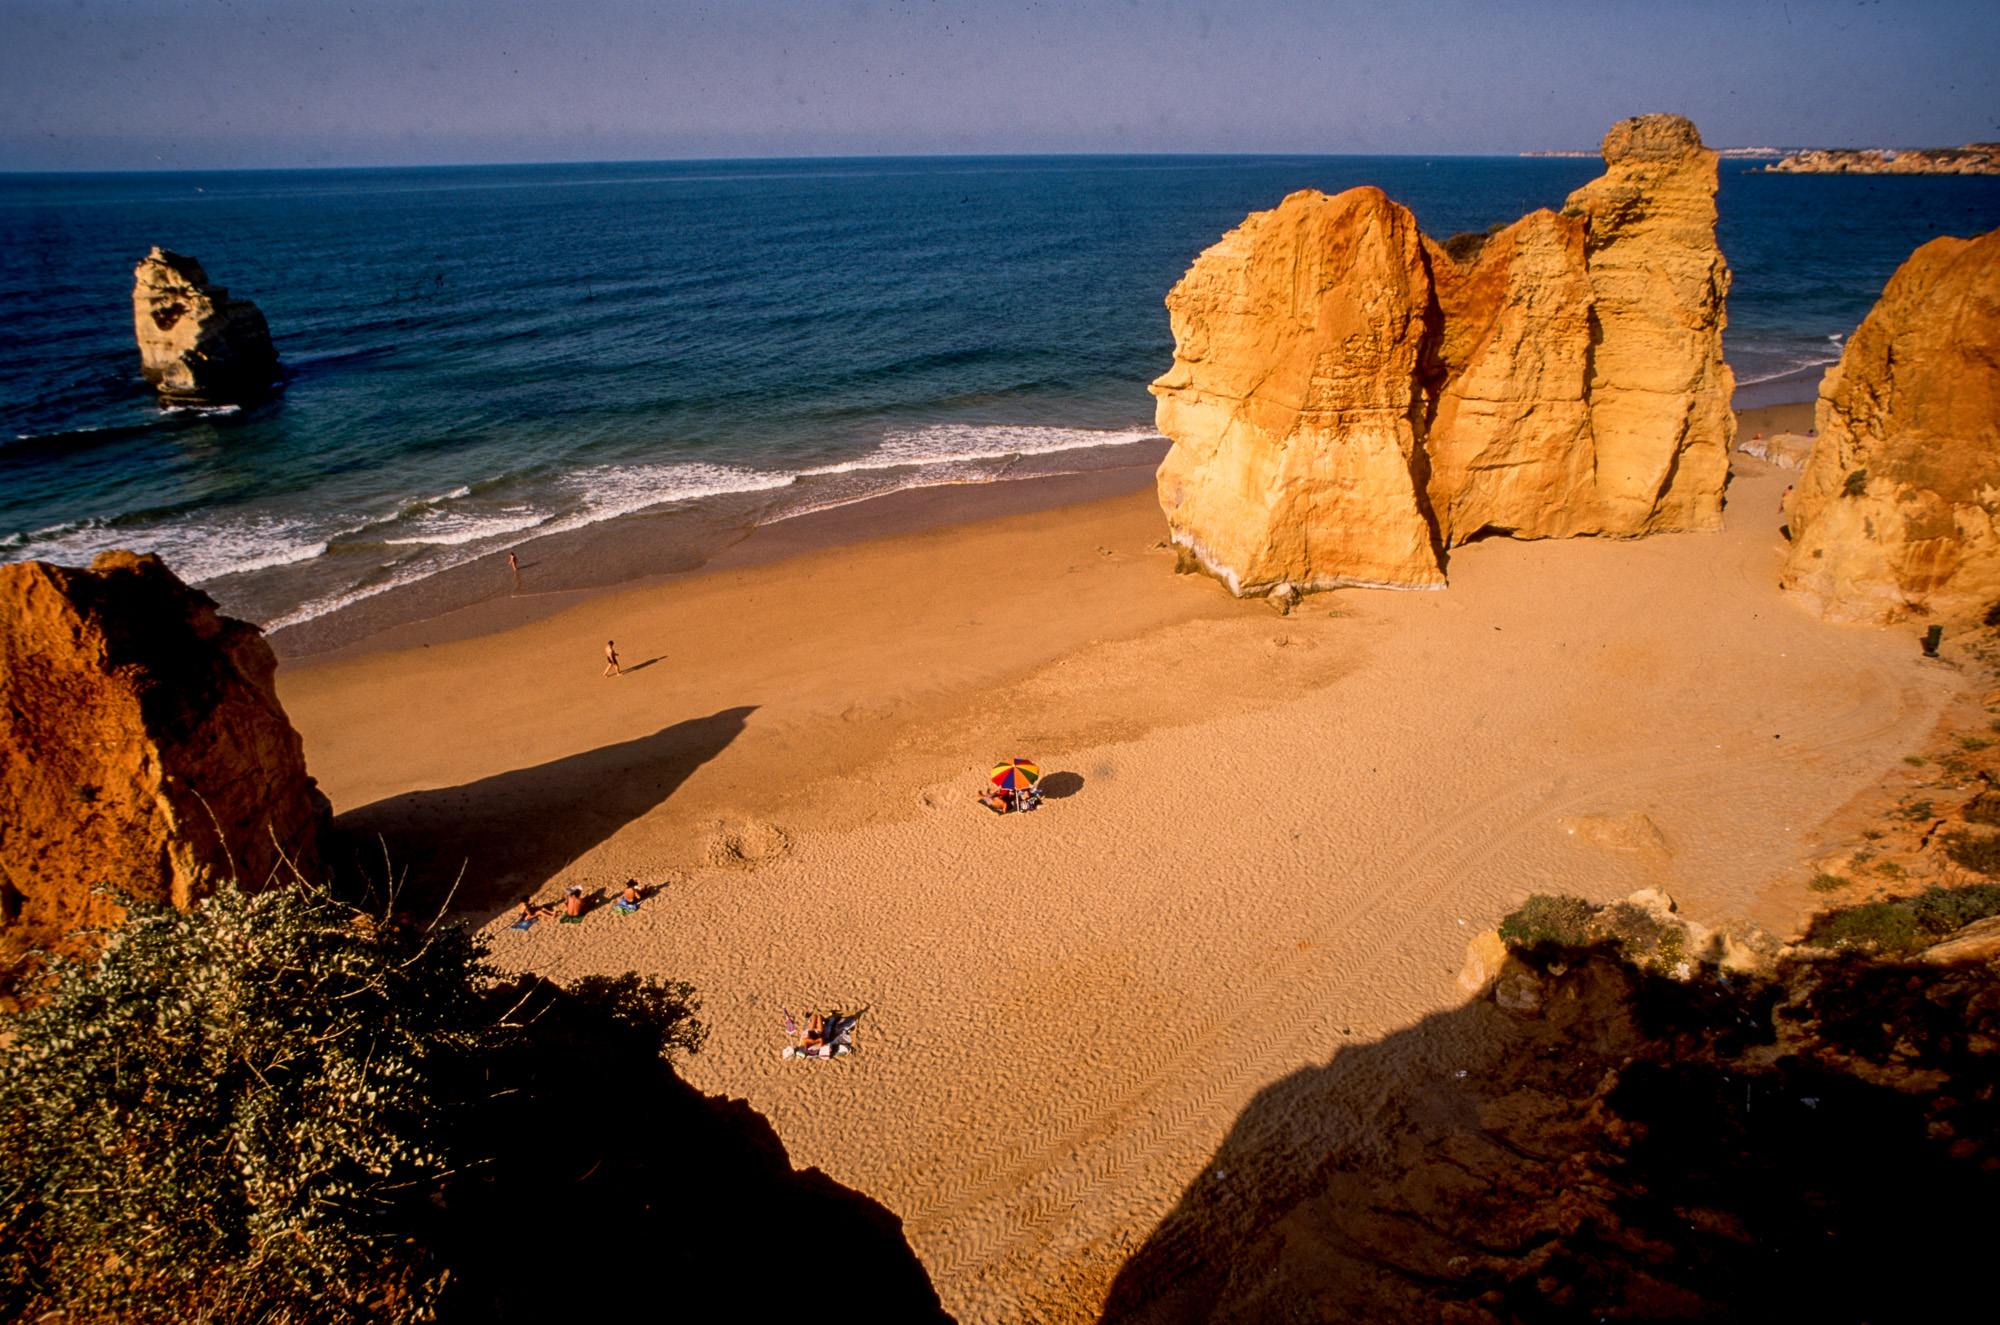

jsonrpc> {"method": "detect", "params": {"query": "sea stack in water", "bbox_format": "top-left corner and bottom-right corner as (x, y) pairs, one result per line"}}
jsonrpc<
(1152, 114), (1734, 596)
(132, 247), (281, 402)
(1780, 225), (2000, 625)
(0, 552), (326, 963)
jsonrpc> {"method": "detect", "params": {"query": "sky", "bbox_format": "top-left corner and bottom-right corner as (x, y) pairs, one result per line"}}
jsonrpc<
(1, 0), (1995, 171)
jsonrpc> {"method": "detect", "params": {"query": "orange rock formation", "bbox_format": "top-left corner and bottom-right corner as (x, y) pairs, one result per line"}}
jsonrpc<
(1152, 114), (1735, 596)
(1781, 225), (2000, 624)
(1152, 186), (1445, 592)
(0, 552), (325, 963)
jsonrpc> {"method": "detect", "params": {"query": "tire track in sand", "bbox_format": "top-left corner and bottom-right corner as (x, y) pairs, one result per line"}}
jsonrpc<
(910, 648), (1936, 1317)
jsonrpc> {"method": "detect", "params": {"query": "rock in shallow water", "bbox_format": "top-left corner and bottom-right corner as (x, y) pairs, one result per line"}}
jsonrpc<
(132, 246), (281, 403)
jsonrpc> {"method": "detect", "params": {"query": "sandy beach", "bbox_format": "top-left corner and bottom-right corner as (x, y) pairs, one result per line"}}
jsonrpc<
(276, 400), (1959, 1323)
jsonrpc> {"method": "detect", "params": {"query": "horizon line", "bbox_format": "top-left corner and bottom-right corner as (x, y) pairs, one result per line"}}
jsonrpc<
(0, 147), (1831, 179)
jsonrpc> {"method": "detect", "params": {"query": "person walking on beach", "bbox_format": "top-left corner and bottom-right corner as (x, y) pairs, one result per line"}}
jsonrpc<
(604, 639), (621, 678)
(508, 551), (520, 586)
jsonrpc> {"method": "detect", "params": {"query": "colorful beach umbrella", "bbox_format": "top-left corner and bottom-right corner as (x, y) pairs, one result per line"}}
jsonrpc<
(991, 759), (1040, 790)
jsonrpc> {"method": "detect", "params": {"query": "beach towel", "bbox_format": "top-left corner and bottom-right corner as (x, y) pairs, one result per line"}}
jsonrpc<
(510, 917), (537, 931)
(824, 1010), (864, 1053)
(614, 901), (639, 915)
(559, 914), (584, 925)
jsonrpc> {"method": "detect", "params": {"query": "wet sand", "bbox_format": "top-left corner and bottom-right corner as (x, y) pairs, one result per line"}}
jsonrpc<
(275, 400), (1955, 1323)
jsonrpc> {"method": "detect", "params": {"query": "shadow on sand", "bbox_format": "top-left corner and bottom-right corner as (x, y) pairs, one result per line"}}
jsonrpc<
(1039, 770), (1086, 799)
(332, 705), (756, 916)
(432, 975), (952, 1324)
(1097, 950), (1997, 1324)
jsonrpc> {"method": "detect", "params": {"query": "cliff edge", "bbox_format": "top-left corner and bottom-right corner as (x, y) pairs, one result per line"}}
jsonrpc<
(1780, 225), (2000, 625)
(1152, 114), (1732, 597)
(0, 552), (325, 971)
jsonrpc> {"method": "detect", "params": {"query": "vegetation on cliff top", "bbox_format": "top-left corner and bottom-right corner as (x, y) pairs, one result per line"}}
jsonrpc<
(0, 885), (702, 1324)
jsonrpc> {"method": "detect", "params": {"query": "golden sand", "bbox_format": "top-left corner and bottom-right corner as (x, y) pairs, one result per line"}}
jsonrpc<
(278, 405), (1955, 1322)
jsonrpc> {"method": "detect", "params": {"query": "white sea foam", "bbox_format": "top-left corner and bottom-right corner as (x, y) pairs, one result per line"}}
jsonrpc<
(380, 509), (549, 547)
(1734, 355), (1842, 387)
(800, 424), (1162, 476)
(11, 435), (1166, 635)
(157, 403), (242, 417)
(259, 563), (441, 634)
(259, 462), (801, 632)
(6, 513), (335, 585)
(540, 461), (797, 535)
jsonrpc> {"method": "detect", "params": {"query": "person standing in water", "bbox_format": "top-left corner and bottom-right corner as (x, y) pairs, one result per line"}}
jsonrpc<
(604, 640), (621, 677)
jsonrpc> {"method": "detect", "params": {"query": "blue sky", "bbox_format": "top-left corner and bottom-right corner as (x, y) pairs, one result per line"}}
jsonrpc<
(1, 0), (1995, 170)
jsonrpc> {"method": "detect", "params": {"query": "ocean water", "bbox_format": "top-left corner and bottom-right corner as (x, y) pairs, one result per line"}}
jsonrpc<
(3, 156), (1997, 640)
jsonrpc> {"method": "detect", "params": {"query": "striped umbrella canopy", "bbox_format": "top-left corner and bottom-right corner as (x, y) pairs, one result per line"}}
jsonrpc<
(990, 759), (1040, 790)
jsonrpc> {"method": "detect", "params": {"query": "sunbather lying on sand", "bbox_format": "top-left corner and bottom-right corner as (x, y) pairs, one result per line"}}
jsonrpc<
(979, 788), (1014, 814)
(518, 895), (556, 924)
(784, 1014), (829, 1060)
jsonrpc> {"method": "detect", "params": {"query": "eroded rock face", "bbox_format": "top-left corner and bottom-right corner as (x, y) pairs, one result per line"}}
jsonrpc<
(1781, 226), (2000, 624)
(1153, 186), (1444, 594)
(1151, 114), (1734, 594)
(133, 247), (281, 402)
(0, 552), (325, 960)
(1562, 114), (1736, 535)
(1425, 209), (1597, 546)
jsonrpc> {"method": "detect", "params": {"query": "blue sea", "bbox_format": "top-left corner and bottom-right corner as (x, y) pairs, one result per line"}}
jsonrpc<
(3, 155), (1997, 644)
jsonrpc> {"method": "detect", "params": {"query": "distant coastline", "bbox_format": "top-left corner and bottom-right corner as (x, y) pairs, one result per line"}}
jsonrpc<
(1762, 144), (2000, 175)
(1520, 147), (1785, 159)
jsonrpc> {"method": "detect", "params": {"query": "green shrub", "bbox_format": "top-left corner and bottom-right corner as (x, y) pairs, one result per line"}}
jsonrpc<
(1590, 900), (1687, 970)
(1908, 884), (2000, 937)
(1960, 736), (1994, 752)
(1843, 468), (1870, 498)
(0, 887), (492, 1323)
(1899, 800), (1936, 821)
(1964, 792), (2000, 827)
(1809, 873), (1851, 893)
(0, 886), (711, 1325)
(1805, 902), (1922, 953)
(1943, 832), (2000, 876)
(1498, 893), (1594, 948)
(1904, 755), (1928, 767)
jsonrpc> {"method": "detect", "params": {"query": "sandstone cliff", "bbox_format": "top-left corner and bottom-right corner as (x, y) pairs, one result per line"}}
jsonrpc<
(132, 247), (281, 402)
(1560, 113), (1736, 535)
(1780, 225), (2000, 624)
(0, 552), (325, 964)
(1152, 114), (1733, 595)
(1152, 186), (1444, 593)
(1424, 209), (1597, 546)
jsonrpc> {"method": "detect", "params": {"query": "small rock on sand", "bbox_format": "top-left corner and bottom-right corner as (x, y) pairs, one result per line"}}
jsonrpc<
(1737, 432), (1814, 468)
(1558, 811), (1672, 854)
